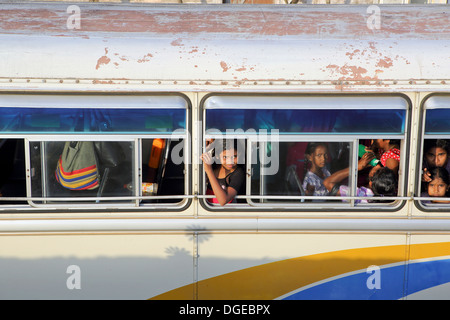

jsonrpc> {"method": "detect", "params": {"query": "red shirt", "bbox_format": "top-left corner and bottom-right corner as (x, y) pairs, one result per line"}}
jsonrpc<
(380, 148), (400, 167)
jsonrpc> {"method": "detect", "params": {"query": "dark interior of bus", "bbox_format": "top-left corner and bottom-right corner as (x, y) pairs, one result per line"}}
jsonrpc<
(0, 138), (186, 206)
(251, 141), (352, 203)
(0, 139), (26, 204)
(0, 137), (409, 207)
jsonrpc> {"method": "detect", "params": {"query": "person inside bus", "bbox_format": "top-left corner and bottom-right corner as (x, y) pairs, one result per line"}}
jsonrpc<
(421, 167), (450, 204)
(369, 139), (401, 175)
(200, 139), (245, 206)
(302, 142), (331, 197)
(323, 152), (397, 204)
(422, 139), (450, 183)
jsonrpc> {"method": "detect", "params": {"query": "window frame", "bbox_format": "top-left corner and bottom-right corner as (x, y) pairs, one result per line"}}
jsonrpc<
(415, 94), (450, 212)
(0, 93), (191, 212)
(200, 93), (410, 212)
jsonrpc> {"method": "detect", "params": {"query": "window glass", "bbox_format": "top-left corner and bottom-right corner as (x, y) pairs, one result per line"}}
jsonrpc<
(0, 94), (189, 209)
(203, 95), (407, 209)
(28, 138), (186, 207)
(200, 139), (247, 206)
(30, 141), (135, 205)
(0, 139), (26, 204)
(419, 139), (450, 207)
(0, 108), (185, 134)
(425, 109), (450, 134)
(419, 96), (450, 208)
(251, 140), (399, 206)
(424, 96), (450, 135)
(250, 141), (351, 204)
(206, 109), (405, 134)
(204, 96), (407, 134)
(0, 95), (187, 134)
(141, 139), (186, 205)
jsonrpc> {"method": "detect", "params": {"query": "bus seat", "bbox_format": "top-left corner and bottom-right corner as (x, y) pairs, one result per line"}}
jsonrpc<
(284, 165), (305, 202)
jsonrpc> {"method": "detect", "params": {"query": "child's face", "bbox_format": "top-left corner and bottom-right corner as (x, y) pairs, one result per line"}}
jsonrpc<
(428, 177), (449, 198)
(425, 147), (448, 168)
(220, 149), (238, 170)
(308, 145), (328, 169)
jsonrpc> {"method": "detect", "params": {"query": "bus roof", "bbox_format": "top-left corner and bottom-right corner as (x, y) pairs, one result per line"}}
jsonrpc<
(1, 3), (449, 90)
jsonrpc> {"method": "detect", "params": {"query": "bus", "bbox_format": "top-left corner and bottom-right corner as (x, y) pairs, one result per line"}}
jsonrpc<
(0, 2), (450, 300)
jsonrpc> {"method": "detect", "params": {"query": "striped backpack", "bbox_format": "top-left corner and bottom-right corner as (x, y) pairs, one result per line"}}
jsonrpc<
(55, 141), (99, 190)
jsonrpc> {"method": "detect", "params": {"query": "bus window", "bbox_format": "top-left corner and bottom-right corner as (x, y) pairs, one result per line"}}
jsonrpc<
(203, 95), (408, 210)
(200, 139), (247, 206)
(419, 95), (450, 208)
(250, 139), (402, 208)
(30, 140), (134, 206)
(0, 94), (189, 210)
(0, 94), (187, 134)
(0, 139), (26, 205)
(141, 138), (186, 205)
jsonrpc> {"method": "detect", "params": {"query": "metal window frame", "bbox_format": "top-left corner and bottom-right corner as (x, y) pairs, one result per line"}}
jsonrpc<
(0, 93), (191, 211)
(415, 94), (450, 211)
(201, 94), (409, 211)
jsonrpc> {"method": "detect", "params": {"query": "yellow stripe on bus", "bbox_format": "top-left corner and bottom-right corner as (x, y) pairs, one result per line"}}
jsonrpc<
(151, 244), (408, 300)
(151, 242), (450, 300)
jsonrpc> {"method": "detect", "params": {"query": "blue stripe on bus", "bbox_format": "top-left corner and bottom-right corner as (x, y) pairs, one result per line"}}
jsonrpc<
(282, 258), (450, 300)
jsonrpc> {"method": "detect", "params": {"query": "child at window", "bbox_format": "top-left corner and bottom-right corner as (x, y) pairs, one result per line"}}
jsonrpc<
(302, 142), (331, 197)
(421, 167), (450, 204)
(323, 152), (397, 204)
(422, 139), (450, 183)
(201, 139), (245, 206)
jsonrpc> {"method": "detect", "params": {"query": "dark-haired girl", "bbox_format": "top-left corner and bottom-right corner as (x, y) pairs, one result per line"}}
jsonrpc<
(423, 167), (450, 204)
(200, 140), (245, 206)
(302, 142), (331, 197)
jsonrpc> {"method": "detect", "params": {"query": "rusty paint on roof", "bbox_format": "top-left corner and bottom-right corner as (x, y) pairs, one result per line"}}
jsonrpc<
(220, 61), (230, 72)
(1, 4), (449, 39)
(137, 53), (153, 63)
(95, 48), (111, 70)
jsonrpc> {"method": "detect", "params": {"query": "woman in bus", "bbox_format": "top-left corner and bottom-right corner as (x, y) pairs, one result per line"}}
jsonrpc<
(370, 139), (401, 175)
(201, 139), (245, 206)
(422, 139), (450, 183)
